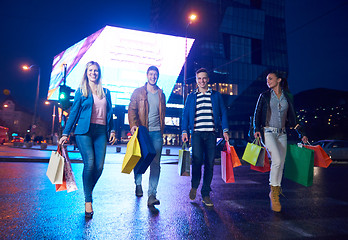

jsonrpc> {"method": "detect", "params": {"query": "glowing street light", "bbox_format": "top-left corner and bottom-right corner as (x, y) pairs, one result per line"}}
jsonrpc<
(189, 14), (197, 22)
(22, 64), (41, 133)
(183, 13), (197, 104)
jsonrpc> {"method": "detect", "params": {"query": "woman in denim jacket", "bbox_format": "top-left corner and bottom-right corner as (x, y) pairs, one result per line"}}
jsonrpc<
(253, 71), (308, 212)
(59, 61), (116, 218)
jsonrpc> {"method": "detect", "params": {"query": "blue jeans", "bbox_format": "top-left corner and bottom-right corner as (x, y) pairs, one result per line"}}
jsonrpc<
(191, 131), (216, 197)
(134, 131), (163, 197)
(76, 124), (107, 202)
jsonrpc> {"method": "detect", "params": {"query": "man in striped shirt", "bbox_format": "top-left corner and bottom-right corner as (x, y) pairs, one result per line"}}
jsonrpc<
(182, 68), (229, 207)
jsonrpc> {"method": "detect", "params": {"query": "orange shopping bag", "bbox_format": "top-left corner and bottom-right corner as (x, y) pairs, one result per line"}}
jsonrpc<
(303, 145), (332, 168)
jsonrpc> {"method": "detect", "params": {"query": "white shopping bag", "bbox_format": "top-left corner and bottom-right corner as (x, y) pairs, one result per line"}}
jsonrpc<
(46, 147), (65, 184)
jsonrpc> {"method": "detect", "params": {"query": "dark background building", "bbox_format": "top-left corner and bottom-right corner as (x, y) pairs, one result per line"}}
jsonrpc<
(151, 0), (289, 140)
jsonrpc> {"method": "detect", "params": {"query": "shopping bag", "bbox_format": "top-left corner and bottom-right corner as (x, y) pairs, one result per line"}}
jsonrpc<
(242, 138), (265, 166)
(55, 175), (67, 192)
(55, 146), (78, 192)
(122, 127), (141, 174)
(178, 142), (190, 176)
(221, 142), (240, 183)
(250, 150), (271, 172)
(303, 144), (332, 168)
(284, 144), (314, 187)
(133, 126), (156, 174)
(46, 145), (65, 184)
(225, 142), (242, 168)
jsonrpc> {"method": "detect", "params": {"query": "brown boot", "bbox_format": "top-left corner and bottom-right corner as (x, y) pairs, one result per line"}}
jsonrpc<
(269, 186), (281, 212)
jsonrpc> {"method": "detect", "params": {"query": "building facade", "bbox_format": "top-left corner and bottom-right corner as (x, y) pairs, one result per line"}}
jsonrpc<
(0, 97), (49, 139)
(151, 0), (289, 139)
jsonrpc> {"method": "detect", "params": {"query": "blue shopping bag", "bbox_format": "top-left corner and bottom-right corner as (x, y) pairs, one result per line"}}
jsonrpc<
(133, 126), (156, 174)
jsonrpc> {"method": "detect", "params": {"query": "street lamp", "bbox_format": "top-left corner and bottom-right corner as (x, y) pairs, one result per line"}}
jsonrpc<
(22, 64), (41, 133)
(44, 101), (57, 137)
(183, 13), (197, 104)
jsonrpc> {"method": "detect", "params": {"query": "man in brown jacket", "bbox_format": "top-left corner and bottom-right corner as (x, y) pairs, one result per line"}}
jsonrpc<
(128, 66), (166, 207)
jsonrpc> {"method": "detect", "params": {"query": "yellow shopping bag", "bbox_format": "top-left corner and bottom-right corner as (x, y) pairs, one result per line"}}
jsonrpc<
(121, 127), (141, 174)
(242, 138), (265, 166)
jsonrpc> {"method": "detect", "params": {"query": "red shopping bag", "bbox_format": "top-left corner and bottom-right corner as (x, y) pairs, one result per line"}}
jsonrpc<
(221, 142), (241, 183)
(55, 175), (67, 191)
(303, 145), (332, 168)
(250, 151), (271, 172)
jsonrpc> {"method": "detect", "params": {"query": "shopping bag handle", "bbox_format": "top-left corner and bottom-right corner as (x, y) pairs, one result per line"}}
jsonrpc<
(297, 139), (311, 148)
(302, 139), (311, 146)
(225, 141), (232, 154)
(56, 144), (63, 155)
(60, 145), (69, 160)
(258, 138), (271, 158)
(252, 137), (263, 146)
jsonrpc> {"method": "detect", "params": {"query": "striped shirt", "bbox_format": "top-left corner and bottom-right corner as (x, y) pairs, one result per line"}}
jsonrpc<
(194, 89), (215, 132)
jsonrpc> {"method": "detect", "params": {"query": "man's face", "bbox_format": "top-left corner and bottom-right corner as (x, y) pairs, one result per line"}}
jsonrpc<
(196, 72), (209, 89)
(147, 70), (158, 86)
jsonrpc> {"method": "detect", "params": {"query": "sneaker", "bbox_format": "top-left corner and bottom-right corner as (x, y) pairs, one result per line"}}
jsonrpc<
(189, 188), (197, 200)
(202, 196), (214, 207)
(147, 195), (160, 207)
(135, 185), (143, 197)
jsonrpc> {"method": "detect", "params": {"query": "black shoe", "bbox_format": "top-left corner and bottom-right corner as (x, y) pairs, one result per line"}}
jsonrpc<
(85, 211), (94, 218)
(135, 185), (143, 197)
(202, 196), (214, 207)
(85, 202), (94, 218)
(189, 188), (197, 200)
(148, 195), (160, 207)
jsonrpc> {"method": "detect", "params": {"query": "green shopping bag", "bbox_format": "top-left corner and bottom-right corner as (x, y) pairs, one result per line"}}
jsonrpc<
(284, 144), (314, 187)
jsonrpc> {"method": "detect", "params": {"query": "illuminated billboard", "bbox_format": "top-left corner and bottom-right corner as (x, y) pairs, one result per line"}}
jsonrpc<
(48, 25), (195, 106)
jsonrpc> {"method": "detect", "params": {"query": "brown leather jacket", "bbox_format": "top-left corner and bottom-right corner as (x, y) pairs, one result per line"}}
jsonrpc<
(128, 83), (166, 133)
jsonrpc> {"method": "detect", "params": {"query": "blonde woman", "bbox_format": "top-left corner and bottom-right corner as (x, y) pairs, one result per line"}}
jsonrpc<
(59, 61), (116, 218)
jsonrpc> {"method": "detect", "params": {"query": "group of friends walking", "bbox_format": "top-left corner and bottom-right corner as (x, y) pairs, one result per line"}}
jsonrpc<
(59, 61), (307, 218)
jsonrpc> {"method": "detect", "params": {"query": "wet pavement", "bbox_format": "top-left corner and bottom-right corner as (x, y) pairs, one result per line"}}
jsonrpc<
(1, 145), (348, 239)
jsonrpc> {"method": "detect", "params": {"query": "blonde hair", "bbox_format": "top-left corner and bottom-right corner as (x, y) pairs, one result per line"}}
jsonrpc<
(79, 61), (105, 99)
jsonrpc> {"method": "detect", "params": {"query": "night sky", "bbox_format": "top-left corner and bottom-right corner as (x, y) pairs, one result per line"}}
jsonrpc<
(1, 0), (347, 120)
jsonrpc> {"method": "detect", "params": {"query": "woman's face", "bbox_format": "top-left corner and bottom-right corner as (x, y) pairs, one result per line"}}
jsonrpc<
(87, 64), (99, 83)
(266, 73), (281, 89)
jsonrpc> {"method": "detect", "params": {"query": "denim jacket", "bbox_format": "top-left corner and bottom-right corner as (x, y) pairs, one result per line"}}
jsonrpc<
(63, 88), (115, 136)
(182, 89), (229, 134)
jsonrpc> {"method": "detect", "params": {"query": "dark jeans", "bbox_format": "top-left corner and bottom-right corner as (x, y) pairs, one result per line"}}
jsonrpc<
(76, 124), (107, 202)
(191, 131), (216, 197)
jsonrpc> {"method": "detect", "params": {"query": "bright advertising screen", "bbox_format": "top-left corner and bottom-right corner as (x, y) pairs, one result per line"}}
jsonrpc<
(48, 25), (195, 106)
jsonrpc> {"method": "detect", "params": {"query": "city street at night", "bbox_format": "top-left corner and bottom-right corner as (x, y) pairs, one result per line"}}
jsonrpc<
(0, 145), (348, 239)
(1, 0), (348, 239)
